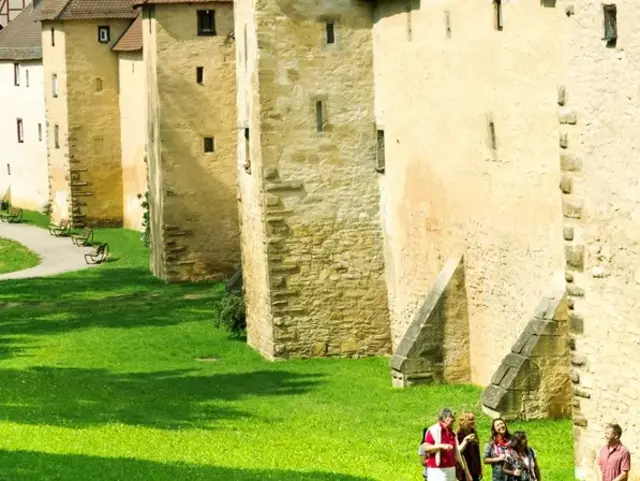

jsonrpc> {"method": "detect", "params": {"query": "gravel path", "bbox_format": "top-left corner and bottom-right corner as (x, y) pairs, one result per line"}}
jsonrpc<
(0, 222), (96, 280)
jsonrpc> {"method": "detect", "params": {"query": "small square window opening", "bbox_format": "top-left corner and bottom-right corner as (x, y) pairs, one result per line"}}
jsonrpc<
(197, 10), (216, 36)
(95, 78), (103, 91)
(98, 26), (110, 43)
(204, 136), (215, 153)
(196, 66), (204, 84)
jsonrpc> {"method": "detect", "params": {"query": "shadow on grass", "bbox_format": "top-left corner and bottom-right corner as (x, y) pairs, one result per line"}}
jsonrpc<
(0, 268), (226, 355)
(0, 450), (376, 481)
(0, 367), (324, 429)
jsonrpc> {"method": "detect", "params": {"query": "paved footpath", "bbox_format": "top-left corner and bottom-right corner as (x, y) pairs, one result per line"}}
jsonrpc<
(0, 222), (96, 280)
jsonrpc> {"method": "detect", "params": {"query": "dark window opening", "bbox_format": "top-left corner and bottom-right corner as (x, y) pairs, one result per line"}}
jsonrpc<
(488, 119), (497, 150)
(38, 123), (42, 141)
(406, 3), (412, 41)
(13, 63), (19, 86)
(204, 136), (215, 153)
(25, 70), (29, 87)
(445, 10), (451, 38)
(243, 128), (251, 173)
(96, 78), (103, 91)
(243, 25), (248, 70)
(16, 118), (24, 143)
(6, 164), (10, 176)
(98, 26), (110, 43)
(54, 124), (60, 149)
(51, 27), (55, 46)
(52, 73), (58, 97)
(494, 0), (503, 31)
(603, 4), (617, 46)
(196, 66), (204, 84)
(326, 22), (335, 44)
(197, 10), (216, 36)
(316, 101), (325, 133)
(376, 129), (385, 173)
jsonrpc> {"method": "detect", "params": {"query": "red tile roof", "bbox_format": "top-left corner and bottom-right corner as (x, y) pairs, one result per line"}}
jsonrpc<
(39, 0), (137, 20)
(112, 14), (140, 51)
(132, 0), (231, 6)
(0, 3), (42, 60)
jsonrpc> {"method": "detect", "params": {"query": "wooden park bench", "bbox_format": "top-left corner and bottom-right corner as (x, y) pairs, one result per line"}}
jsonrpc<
(71, 227), (94, 247)
(0, 207), (23, 223)
(84, 243), (109, 265)
(48, 219), (72, 237)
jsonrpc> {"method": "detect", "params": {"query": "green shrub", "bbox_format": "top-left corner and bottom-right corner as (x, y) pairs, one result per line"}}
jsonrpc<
(139, 192), (150, 248)
(214, 294), (246, 337)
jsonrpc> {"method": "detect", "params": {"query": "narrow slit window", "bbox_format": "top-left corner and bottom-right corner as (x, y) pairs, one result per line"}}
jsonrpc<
(406, 4), (413, 41)
(95, 78), (103, 91)
(494, 0), (503, 31)
(488, 119), (497, 150)
(445, 10), (451, 38)
(316, 101), (325, 133)
(13, 63), (19, 86)
(376, 129), (386, 173)
(243, 128), (251, 173)
(52, 73), (58, 98)
(244, 25), (248, 71)
(326, 22), (335, 44)
(16, 118), (24, 143)
(197, 10), (216, 36)
(51, 27), (55, 46)
(25, 70), (29, 87)
(6, 164), (10, 176)
(196, 66), (204, 84)
(204, 136), (215, 153)
(38, 123), (42, 141)
(603, 4), (617, 45)
(54, 124), (60, 149)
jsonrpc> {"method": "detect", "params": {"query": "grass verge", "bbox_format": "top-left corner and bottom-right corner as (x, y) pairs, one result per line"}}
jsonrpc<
(0, 237), (40, 274)
(0, 228), (575, 481)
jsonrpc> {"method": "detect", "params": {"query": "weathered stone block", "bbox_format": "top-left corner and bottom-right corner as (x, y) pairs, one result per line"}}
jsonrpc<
(563, 226), (574, 241)
(563, 198), (583, 219)
(483, 384), (509, 410)
(559, 174), (573, 194)
(557, 86), (567, 106)
(559, 109), (578, 125)
(560, 153), (582, 172)
(559, 132), (569, 149)
(565, 244), (585, 269)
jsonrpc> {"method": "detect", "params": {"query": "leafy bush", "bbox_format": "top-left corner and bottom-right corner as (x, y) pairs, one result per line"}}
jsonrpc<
(214, 294), (246, 337)
(139, 192), (150, 248)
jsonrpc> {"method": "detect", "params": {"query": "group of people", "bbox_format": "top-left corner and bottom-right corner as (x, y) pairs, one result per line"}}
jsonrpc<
(418, 408), (631, 481)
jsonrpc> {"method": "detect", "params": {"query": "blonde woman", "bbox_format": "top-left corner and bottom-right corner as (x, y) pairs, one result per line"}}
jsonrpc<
(457, 412), (483, 481)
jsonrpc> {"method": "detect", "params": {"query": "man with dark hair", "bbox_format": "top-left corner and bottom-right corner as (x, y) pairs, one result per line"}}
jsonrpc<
(597, 423), (630, 481)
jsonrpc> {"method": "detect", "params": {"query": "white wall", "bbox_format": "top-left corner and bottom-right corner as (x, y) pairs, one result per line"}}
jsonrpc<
(0, 59), (48, 211)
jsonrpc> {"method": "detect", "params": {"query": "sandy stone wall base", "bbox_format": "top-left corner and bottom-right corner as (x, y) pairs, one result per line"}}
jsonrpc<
(390, 256), (471, 387)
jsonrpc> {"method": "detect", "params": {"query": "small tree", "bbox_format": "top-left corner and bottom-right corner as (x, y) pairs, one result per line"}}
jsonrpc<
(139, 191), (151, 248)
(215, 294), (246, 337)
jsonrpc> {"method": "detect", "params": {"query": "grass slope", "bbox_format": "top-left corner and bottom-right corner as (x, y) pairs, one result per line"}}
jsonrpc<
(0, 237), (41, 274)
(0, 226), (575, 481)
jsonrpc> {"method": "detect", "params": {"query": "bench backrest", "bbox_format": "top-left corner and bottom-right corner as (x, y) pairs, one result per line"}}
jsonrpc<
(10, 207), (21, 215)
(96, 243), (107, 255)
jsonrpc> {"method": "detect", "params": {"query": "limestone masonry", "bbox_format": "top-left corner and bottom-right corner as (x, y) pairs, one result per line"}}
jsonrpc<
(3, 0), (640, 478)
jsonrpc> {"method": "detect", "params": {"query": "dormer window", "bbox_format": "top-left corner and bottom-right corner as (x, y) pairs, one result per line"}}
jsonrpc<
(197, 10), (216, 36)
(98, 26), (110, 43)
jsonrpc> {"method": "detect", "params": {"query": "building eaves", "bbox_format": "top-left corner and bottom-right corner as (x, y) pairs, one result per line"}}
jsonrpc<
(132, 0), (232, 7)
(112, 13), (141, 52)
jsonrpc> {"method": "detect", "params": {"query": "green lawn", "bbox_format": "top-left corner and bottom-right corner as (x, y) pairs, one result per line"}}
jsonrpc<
(0, 226), (575, 481)
(0, 237), (40, 274)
